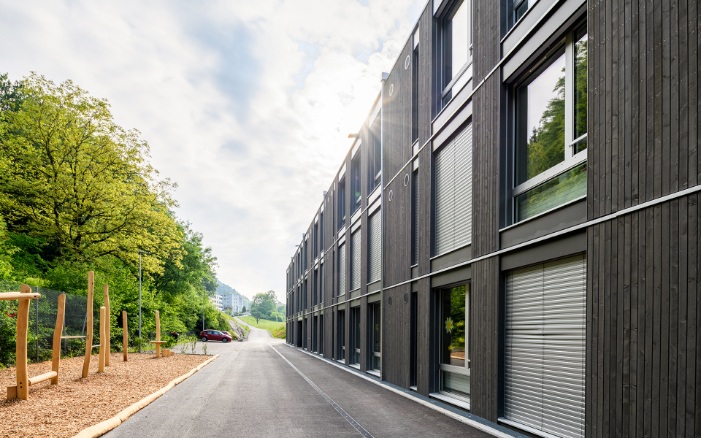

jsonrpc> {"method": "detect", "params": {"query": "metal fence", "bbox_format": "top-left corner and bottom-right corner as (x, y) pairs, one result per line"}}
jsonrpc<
(0, 281), (91, 366)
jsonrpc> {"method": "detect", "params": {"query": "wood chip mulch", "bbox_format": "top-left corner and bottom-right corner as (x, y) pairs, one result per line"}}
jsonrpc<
(0, 352), (212, 437)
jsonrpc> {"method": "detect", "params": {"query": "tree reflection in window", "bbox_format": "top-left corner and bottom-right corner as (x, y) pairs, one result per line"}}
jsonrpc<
(514, 28), (587, 221)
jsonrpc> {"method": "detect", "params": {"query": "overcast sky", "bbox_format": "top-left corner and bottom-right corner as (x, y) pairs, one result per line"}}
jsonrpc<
(0, 0), (426, 301)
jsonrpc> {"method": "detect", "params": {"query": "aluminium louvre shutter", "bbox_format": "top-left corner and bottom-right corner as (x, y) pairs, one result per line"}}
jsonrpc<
(351, 230), (361, 290)
(434, 124), (472, 255)
(368, 210), (382, 283)
(504, 255), (586, 438)
(338, 243), (346, 295)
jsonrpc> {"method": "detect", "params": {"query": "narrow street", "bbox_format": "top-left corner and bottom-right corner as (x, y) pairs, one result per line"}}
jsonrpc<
(105, 325), (505, 437)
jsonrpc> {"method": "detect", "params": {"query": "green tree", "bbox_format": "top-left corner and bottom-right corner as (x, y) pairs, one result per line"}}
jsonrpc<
(0, 74), (181, 274)
(250, 290), (276, 323)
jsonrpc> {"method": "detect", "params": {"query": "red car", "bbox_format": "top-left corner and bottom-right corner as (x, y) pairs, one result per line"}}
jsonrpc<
(199, 329), (232, 343)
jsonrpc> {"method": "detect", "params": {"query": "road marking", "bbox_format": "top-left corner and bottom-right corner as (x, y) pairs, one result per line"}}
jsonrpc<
(270, 345), (374, 438)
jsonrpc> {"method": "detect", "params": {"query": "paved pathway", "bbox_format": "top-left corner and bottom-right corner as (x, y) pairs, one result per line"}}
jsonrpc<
(106, 325), (508, 437)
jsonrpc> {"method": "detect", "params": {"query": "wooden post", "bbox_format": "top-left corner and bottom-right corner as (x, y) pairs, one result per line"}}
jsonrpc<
(98, 306), (106, 373)
(15, 284), (32, 400)
(51, 294), (66, 385)
(103, 284), (110, 367)
(82, 271), (94, 378)
(155, 310), (161, 358)
(122, 310), (128, 362)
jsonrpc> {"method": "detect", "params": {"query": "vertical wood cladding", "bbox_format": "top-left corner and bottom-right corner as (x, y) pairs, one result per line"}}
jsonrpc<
(588, 0), (699, 220)
(384, 175), (411, 287)
(470, 0), (502, 422)
(587, 1), (701, 436)
(383, 40), (414, 181)
(587, 195), (700, 438)
(383, 284), (411, 386)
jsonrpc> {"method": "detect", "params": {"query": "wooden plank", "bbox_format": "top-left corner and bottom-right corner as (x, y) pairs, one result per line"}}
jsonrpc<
(652, 204), (662, 436)
(644, 208), (654, 437)
(630, 209), (640, 434)
(104, 284), (110, 367)
(610, 0), (619, 214)
(630, 0), (640, 207)
(51, 293), (66, 385)
(604, 220), (612, 436)
(122, 310), (128, 362)
(676, 196), (689, 436)
(82, 271), (94, 379)
(98, 306), (106, 372)
(690, 0), (699, 188)
(28, 371), (57, 386)
(679, 0), (690, 190)
(668, 199), (680, 436)
(670, 0), (680, 194)
(636, 209), (646, 438)
(0, 292), (41, 300)
(661, 0), (672, 197)
(660, 201), (672, 435)
(15, 284), (32, 400)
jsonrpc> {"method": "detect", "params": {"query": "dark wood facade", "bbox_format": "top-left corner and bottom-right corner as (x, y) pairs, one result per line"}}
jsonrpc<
(286, 0), (700, 436)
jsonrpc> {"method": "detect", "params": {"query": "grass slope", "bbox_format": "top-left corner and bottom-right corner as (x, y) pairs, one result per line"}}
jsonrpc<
(239, 316), (286, 339)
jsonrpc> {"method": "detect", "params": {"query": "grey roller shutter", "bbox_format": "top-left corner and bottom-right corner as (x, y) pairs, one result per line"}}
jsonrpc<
(368, 210), (382, 283)
(338, 244), (346, 295)
(433, 124), (472, 256)
(504, 255), (586, 438)
(351, 230), (361, 291)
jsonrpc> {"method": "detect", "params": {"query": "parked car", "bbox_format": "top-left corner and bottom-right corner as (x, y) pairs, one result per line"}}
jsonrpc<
(199, 329), (232, 343)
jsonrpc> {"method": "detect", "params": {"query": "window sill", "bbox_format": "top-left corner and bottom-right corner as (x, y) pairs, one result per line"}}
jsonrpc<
(366, 370), (381, 378)
(429, 392), (471, 411)
(350, 364), (360, 370)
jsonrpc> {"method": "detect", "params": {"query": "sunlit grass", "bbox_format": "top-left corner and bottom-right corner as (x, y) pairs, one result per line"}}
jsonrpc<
(239, 316), (286, 339)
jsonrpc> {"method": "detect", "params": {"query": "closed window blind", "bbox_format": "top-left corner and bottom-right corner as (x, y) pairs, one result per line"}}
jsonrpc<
(351, 230), (361, 290)
(504, 255), (586, 438)
(368, 210), (382, 283)
(434, 124), (472, 256)
(338, 244), (346, 295)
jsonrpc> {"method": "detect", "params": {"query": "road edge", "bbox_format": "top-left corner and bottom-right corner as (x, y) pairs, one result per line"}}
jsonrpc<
(72, 354), (220, 438)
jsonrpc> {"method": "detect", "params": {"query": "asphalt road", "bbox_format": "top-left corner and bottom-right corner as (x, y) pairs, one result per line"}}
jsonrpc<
(105, 325), (507, 438)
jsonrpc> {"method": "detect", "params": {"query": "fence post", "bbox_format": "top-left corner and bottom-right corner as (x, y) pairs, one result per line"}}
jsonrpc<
(35, 287), (39, 363)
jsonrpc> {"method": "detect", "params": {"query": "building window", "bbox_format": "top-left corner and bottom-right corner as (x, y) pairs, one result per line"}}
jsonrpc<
(433, 124), (472, 256)
(350, 307), (361, 365)
(509, 0), (533, 29)
(368, 116), (381, 194)
(338, 177), (346, 230)
(337, 310), (346, 361)
(411, 169), (419, 265)
(439, 0), (471, 109)
(313, 268), (319, 306)
(368, 302), (381, 371)
(412, 27), (420, 143)
(436, 284), (470, 401)
(338, 243), (346, 296)
(368, 210), (382, 283)
(351, 151), (361, 214)
(513, 25), (587, 222)
(319, 212), (324, 251)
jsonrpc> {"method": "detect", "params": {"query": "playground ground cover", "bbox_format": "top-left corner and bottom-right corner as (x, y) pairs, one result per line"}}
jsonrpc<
(0, 352), (210, 437)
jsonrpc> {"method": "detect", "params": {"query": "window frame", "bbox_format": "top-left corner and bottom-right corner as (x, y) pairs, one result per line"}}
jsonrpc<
(511, 24), (588, 222)
(368, 115), (382, 194)
(434, 283), (471, 402)
(438, 0), (472, 109)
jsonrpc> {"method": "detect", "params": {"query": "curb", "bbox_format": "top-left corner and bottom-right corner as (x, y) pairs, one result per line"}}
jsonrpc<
(73, 354), (219, 438)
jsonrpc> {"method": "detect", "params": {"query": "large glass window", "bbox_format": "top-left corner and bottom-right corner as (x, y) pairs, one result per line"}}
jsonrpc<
(436, 284), (470, 401)
(368, 116), (381, 193)
(351, 307), (361, 365)
(513, 26), (587, 222)
(338, 177), (346, 230)
(439, 0), (471, 109)
(368, 302), (381, 371)
(351, 151), (361, 214)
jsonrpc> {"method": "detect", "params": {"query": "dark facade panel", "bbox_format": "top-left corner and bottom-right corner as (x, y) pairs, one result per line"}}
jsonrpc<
(383, 175), (411, 286)
(587, 194), (700, 438)
(383, 39), (414, 180)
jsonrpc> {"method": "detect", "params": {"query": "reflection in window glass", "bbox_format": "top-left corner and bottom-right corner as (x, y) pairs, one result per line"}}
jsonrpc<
(517, 52), (566, 185)
(438, 284), (469, 400)
(574, 32), (588, 150)
(516, 163), (587, 221)
(450, 1), (469, 82)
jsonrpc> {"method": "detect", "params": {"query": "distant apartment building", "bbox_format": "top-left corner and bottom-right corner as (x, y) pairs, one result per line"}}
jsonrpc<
(286, 1), (700, 437)
(209, 294), (222, 312)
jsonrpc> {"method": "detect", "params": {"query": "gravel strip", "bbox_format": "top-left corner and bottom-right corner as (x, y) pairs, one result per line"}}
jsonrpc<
(0, 352), (211, 437)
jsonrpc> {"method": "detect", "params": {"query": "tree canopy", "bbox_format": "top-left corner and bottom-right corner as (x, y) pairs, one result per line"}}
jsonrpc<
(0, 73), (226, 360)
(250, 290), (278, 324)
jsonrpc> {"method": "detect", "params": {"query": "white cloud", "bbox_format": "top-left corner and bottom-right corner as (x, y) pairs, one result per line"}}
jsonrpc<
(0, 0), (427, 301)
